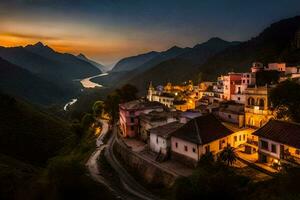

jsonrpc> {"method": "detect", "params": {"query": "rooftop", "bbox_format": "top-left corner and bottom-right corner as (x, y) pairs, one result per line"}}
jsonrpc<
(120, 100), (164, 110)
(172, 114), (233, 145)
(150, 122), (184, 139)
(253, 120), (300, 149)
(140, 111), (180, 122)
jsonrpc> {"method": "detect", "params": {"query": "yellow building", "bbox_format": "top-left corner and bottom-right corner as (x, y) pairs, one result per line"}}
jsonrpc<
(244, 86), (274, 128)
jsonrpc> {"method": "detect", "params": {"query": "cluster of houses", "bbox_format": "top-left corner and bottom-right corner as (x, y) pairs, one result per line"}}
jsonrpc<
(119, 62), (300, 169)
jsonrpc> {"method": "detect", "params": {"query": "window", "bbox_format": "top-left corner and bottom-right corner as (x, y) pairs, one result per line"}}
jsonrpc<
(130, 117), (134, 123)
(193, 148), (196, 153)
(228, 114), (232, 119)
(271, 144), (277, 153)
(243, 134), (246, 141)
(296, 149), (300, 155)
(184, 146), (188, 152)
(247, 80), (250, 84)
(243, 80), (245, 83)
(261, 140), (268, 150)
(247, 74), (250, 78)
(234, 136), (237, 142)
(238, 97), (240, 101)
(205, 145), (210, 153)
(175, 142), (178, 148)
(156, 137), (158, 144)
(239, 135), (241, 141)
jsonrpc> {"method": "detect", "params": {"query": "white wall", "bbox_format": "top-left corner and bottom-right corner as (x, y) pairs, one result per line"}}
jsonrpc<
(171, 137), (199, 160)
(258, 137), (281, 159)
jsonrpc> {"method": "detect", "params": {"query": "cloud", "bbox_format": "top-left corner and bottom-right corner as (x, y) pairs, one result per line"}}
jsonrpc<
(0, 32), (60, 40)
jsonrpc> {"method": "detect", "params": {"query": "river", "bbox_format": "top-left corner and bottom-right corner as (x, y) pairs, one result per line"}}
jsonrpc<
(63, 73), (109, 111)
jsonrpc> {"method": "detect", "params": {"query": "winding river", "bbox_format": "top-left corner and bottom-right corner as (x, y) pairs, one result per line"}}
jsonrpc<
(63, 73), (109, 111)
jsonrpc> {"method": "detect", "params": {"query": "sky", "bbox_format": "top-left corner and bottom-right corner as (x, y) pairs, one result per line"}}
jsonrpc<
(0, 0), (300, 67)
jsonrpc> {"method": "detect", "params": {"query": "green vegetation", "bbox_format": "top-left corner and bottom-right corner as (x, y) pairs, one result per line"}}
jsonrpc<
(173, 157), (249, 200)
(173, 151), (300, 200)
(0, 92), (115, 200)
(256, 70), (280, 86)
(104, 84), (138, 122)
(270, 80), (300, 122)
(218, 146), (238, 166)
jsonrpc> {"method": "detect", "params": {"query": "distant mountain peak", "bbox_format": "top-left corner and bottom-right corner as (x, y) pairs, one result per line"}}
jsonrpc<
(207, 37), (226, 43)
(169, 45), (182, 50)
(77, 53), (88, 59)
(34, 42), (45, 47)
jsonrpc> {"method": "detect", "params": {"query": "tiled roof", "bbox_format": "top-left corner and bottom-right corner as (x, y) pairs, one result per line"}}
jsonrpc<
(139, 111), (180, 122)
(253, 120), (300, 149)
(120, 100), (164, 110)
(172, 114), (233, 144)
(149, 122), (184, 139)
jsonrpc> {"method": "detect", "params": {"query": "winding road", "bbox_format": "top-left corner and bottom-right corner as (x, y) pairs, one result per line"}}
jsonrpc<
(86, 120), (161, 200)
(105, 127), (161, 200)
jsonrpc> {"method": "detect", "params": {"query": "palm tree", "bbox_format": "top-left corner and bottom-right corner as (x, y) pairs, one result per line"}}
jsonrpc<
(219, 146), (237, 166)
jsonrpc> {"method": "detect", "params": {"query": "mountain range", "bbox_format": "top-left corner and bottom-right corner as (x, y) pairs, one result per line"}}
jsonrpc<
(0, 42), (103, 105)
(93, 37), (239, 91)
(93, 15), (300, 94)
(77, 53), (108, 72)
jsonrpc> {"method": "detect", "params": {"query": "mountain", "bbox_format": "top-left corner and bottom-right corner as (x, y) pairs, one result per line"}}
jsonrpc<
(112, 51), (159, 72)
(178, 37), (240, 64)
(0, 92), (73, 165)
(196, 16), (300, 80)
(122, 38), (239, 93)
(24, 42), (101, 79)
(0, 43), (101, 92)
(77, 53), (107, 72)
(0, 57), (68, 105)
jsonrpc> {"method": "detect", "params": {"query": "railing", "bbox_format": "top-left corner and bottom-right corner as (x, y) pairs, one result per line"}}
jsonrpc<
(246, 139), (258, 146)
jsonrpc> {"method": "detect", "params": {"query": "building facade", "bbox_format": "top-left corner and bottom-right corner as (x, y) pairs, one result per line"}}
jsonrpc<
(119, 100), (164, 137)
(244, 86), (274, 128)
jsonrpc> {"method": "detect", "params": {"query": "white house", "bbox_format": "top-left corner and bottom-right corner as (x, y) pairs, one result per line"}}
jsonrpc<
(170, 114), (234, 167)
(149, 122), (183, 158)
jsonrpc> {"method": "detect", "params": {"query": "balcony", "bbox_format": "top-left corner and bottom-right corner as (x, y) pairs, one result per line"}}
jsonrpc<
(246, 138), (258, 147)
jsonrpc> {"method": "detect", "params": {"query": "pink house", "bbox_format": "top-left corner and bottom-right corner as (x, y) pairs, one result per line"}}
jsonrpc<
(223, 72), (242, 100)
(119, 100), (164, 138)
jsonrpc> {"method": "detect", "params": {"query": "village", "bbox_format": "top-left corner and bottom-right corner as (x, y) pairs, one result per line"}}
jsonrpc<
(116, 62), (300, 180)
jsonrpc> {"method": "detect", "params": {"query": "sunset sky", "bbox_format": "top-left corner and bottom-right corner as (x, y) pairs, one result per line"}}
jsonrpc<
(0, 0), (300, 66)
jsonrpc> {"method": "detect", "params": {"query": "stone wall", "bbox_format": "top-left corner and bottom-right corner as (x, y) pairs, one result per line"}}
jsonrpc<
(113, 137), (177, 188)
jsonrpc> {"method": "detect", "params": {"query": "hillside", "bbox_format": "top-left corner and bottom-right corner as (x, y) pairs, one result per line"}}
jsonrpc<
(0, 57), (68, 105)
(0, 92), (74, 165)
(77, 53), (106, 72)
(178, 37), (240, 64)
(197, 16), (300, 80)
(125, 38), (239, 92)
(0, 43), (101, 92)
(112, 51), (159, 72)
(128, 58), (197, 94)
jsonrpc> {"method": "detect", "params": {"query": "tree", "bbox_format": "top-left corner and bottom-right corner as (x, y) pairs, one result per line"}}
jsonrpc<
(219, 146), (237, 166)
(92, 101), (104, 118)
(104, 92), (120, 123)
(81, 113), (94, 130)
(116, 84), (138, 103)
(270, 80), (300, 122)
